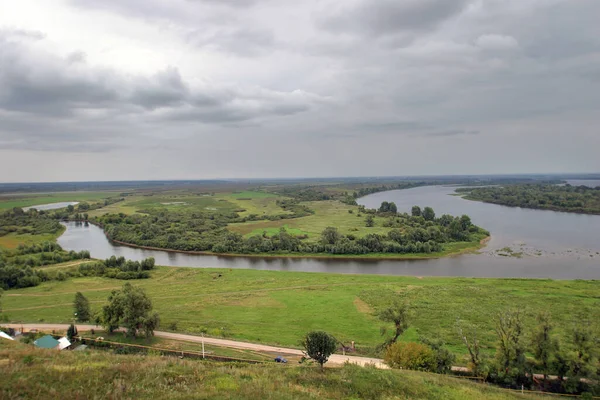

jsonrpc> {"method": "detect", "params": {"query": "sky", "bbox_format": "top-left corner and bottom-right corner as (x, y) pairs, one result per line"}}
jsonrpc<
(1, 0), (599, 182)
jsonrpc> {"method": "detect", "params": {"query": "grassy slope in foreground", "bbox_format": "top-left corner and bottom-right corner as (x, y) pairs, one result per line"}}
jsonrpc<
(3, 267), (600, 357)
(0, 341), (536, 400)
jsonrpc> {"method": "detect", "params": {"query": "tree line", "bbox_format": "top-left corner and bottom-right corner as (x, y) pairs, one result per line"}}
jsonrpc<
(457, 184), (600, 215)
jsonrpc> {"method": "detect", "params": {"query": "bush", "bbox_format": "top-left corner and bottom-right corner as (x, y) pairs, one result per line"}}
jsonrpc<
(384, 342), (436, 372)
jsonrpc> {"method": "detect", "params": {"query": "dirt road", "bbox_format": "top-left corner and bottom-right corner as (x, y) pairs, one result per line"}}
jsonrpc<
(4, 323), (387, 368)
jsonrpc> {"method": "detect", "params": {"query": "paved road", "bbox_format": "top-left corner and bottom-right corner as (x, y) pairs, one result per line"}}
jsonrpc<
(5, 323), (387, 368)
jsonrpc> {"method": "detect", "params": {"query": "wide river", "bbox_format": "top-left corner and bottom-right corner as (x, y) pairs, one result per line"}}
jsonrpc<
(58, 185), (600, 279)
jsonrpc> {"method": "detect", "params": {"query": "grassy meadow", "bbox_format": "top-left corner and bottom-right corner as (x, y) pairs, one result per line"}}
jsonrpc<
(0, 340), (541, 399)
(3, 266), (599, 360)
(0, 191), (119, 210)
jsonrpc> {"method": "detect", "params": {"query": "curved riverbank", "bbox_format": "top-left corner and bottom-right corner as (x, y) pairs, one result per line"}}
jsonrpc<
(75, 219), (488, 261)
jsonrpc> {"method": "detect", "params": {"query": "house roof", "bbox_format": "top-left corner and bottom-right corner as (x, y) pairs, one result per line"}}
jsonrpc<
(34, 335), (60, 349)
(0, 331), (14, 341)
(58, 337), (71, 350)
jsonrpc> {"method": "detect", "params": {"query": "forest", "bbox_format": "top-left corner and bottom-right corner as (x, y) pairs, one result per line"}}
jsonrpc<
(457, 184), (600, 214)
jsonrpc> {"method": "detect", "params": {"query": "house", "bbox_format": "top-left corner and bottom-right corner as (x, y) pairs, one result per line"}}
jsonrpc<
(0, 331), (14, 341)
(33, 335), (60, 350)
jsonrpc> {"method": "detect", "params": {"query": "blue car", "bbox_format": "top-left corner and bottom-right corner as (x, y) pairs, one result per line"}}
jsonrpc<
(274, 356), (288, 363)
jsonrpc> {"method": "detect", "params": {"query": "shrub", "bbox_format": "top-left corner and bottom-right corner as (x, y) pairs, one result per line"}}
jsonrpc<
(384, 342), (436, 372)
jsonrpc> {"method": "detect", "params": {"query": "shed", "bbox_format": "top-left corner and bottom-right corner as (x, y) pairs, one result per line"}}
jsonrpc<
(34, 335), (60, 349)
(58, 337), (71, 350)
(0, 331), (14, 341)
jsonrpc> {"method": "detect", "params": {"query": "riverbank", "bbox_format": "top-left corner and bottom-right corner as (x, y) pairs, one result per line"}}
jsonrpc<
(79, 220), (489, 261)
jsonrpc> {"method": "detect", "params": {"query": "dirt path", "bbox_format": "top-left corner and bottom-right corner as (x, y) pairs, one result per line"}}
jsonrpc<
(5, 323), (388, 368)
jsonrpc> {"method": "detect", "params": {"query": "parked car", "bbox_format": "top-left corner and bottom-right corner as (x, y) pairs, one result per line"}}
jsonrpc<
(274, 356), (288, 363)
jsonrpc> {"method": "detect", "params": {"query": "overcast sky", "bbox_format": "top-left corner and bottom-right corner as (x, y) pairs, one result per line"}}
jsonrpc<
(1, 0), (599, 182)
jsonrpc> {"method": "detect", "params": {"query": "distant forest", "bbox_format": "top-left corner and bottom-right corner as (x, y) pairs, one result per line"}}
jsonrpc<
(457, 184), (600, 215)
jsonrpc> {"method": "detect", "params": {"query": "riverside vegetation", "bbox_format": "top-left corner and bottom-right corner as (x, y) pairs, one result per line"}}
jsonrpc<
(457, 183), (600, 214)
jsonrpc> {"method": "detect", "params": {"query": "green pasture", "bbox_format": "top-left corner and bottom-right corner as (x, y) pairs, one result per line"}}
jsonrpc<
(3, 266), (599, 361)
(0, 191), (119, 210)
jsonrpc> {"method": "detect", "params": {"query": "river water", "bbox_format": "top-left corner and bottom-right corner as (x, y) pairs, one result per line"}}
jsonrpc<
(23, 201), (79, 211)
(57, 186), (600, 279)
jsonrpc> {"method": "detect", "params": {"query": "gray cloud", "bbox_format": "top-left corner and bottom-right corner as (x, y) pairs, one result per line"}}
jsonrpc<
(318, 0), (470, 38)
(187, 27), (276, 57)
(1, 0), (600, 180)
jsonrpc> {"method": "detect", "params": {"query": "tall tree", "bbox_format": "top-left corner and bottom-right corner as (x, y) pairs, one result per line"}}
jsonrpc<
(320, 227), (341, 245)
(74, 292), (91, 322)
(303, 331), (337, 370)
(531, 311), (558, 379)
(411, 206), (422, 217)
(101, 283), (160, 338)
(365, 215), (375, 227)
(494, 309), (526, 376)
(423, 207), (435, 221)
(378, 300), (410, 347)
(67, 323), (78, 341)
(456, 319), (486, 377)
(570, 321), (597, 378)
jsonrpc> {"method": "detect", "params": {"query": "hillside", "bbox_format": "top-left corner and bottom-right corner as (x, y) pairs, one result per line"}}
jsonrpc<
(0, 341), (536, 399)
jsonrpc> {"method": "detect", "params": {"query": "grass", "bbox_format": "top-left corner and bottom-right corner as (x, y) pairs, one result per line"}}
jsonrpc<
(0, 191), (119, 210)
(0, 340), (540, 399)
(3, 267), (599, 362)
(0, 229), (65, 250)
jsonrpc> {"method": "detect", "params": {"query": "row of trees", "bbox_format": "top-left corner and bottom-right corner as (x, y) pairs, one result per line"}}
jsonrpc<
(78, 257), (156, 280)
(458, 184), (600, 214)
(378, 300), (599, 395)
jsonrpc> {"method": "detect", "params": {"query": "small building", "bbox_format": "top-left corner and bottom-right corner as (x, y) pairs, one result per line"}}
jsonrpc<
(58, 337), (72, 350)
(33, 335), (60, 350)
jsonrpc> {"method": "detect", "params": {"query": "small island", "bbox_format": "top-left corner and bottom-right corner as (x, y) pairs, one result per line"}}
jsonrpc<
(456, 184), (600, 215)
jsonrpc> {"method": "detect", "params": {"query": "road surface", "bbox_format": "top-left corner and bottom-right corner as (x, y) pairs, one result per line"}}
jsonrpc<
(5, 323), (387, 368)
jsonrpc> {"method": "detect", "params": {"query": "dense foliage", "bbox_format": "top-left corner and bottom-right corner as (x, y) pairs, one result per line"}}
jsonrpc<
(0, 208), (63, 238)
(78, 256), (155, 280)
(94, 204), (486, 256)
(100, 282), (160, 338)
(457, 184), (600, 214)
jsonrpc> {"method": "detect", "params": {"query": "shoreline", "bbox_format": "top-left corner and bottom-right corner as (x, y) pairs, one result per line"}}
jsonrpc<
(67, 220), (490, 261)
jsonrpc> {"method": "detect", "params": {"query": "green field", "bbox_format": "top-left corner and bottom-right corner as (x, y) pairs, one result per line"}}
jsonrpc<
(0, 340), (539, 399)
(0, 229), (64, 249)
(3, 266), (599, 361)
(0, 191), (119, 210)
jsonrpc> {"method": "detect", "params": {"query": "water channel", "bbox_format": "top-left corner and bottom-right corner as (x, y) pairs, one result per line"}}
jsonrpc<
(57, 185), (600, 279)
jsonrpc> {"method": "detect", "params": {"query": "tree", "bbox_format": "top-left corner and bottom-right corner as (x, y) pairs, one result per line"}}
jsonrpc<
(570, 322), (597, 378)
(67, 205), (75, 213)
(378, 300), (410, 347)
(423, 207), (435, 221)
(411, 206), (422, 217)
(456, 319), (487, 377)
(101, 283), (160, 338)
(67, 323), (78, 341)
(302, 331), (337, 370)
(74, 292), (91, 322)
(365, 215), (375, 227)
(321, 227), (341, 245)
(531, 311), (558, 379)
(494, 309), (527, 383)
(384, 342), (436, 371)
(420, 337), (456, 374)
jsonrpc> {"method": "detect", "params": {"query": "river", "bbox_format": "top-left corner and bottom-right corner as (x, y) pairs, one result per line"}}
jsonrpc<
(57, 186), (600, 279)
